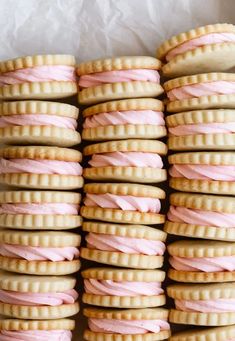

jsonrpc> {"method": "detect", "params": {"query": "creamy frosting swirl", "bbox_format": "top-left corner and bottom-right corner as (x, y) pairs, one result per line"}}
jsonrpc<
(0, 244), (79, 261)
(88, 318), (170, 334)
(89, 152), (163, 168)
(169, 164), (235, 181)
(168, 122), (235, 135)
(83, 110), (165, 128)
(0, 288), (78, 306)
(84, 279), (163, 296)
(0, 330), (72, 341)
(79, 69), (160, 88)
(84, 193), (161, 213)
(168, 206), (235, 228)
(86, 232), (165, 255)
(0, 203), (79, 215)
(0, 159), (82, 175)
(175, 298), (235, 313)
(0, 65), (76, 86)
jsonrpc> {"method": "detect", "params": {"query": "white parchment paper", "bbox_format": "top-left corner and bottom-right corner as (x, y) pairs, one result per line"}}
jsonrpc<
(0, 0), (234, 339)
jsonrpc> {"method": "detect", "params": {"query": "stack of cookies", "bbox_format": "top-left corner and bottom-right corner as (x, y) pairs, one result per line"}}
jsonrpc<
(0, 54), (83, 340)
(157, 24), (235, 340)
(77, 56), (171, 340)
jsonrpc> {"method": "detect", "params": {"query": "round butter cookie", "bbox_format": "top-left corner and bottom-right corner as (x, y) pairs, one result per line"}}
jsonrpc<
(169, 325), (235, 341)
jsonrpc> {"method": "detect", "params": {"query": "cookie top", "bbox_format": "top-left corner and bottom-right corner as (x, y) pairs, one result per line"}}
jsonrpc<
(167, 282), (235, 300)
(169, 152), (235, 165)
(0, 146), (82, 161)
(84, 139), (167, 156)
(0, 318), (75, 331)
(169, 325), (235, 341)
(170, 192), (235, 213)
(82, 222), (167, 241)
(157, 23), (235, 60)
(0, 190), (81, 204)
(0, 55), (76, 73)
(83, 307), (168, 320)
(0, 271), (76, 293)
(0, 101), (78, 118)
(84, 183), (165, 199)
(0, 230), (81, 247)
(77, 56), (162, 76)
(168, 240), (235, 257)
(83, 98), (164, 117)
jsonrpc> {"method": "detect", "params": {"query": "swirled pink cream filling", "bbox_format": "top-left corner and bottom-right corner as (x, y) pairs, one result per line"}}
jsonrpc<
(0, 159), (83, 175)
(83, 110), (165, 128)
(169, 164), (235, 181)
(169, 255), (235, 272)
(86, 232), (165, 255)
(175, 298), (235, 313)
(168, 206), (235, 228)
(0, 288), (78, 306)
(84, 193), (161, 213)
(0, 65), (76, 86)
(167, 81), (235, 101)
(0, 114), (77, 129)
(0, 244), (79, 261)
(88, 318), (170, 334)
(84, 279), (163, 296)
(0, 330), (72, 341)
(166, 33), (235, 61)
(168, 122), (235, 135)
(79, 69), (160, 88)
(88, 152), (163, 168)
(0, 203), (79, 215)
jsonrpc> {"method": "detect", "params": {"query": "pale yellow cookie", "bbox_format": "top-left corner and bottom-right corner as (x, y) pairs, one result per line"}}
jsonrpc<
(0, 318), (75, 331)
(169, 325), (235, 341)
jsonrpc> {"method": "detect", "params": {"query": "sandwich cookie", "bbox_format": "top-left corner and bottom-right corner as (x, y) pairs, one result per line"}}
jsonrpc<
(0, 230), (81, 275)
(0, 146), (83, 190)
(83, 307), (170, 341)
(82, 98), (166, 141)
(168, 239), (235, 283)
(0, 101), (80, 147)
(0, 271), (79, 319)
(157, 23), (235, 77)
(165, 193), (235, 242)
(164, 73), (235, 112)
(81, 183), (165, 225)
(0, 318), (75, 340)
(81, 222), (166, 269)
(0, 190), (82, 230)
(169, 325), (235, 341)
(167, 109), (235, 151)
(169, 152), (235, 195)
(77, 56), (163, 105)
(83, 139), (167, 183)
(168, 283), (235, 326)
(82, 268), (166, 308)
(0, 54), (77, 100)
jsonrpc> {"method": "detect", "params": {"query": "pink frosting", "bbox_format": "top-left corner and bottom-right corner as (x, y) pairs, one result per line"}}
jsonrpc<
(0, 244), (79, 261)
(169, 164), (235, 181)
(168, 206), (235, 228)
(88, 318), (170, 334)
(79, 69), (160, 88)
(0, 159), (82, 175)
(175, 299), (235, 313)
(168, 122), (235, 135)
(0, 114), (77, 129)
(166, 33), (235, 61)
(88, 152), (163, 168)
(0, 65), (76, 86)
(169, 255), (235, 272)
(0, 203), (79, 215)
(84, 279), (163, 296)
(0, 288), (78, 306)
(86, 232), (165, 255)
(0, 330), (72, 341)
(83, 110), (165, 128)
(84, 193), (161, 213)
(167, 81), (235, 101)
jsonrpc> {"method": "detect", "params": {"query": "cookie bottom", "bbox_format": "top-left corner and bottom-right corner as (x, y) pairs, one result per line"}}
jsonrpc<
(168, 269), (235, 283)
(84, 330), (171, 341)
